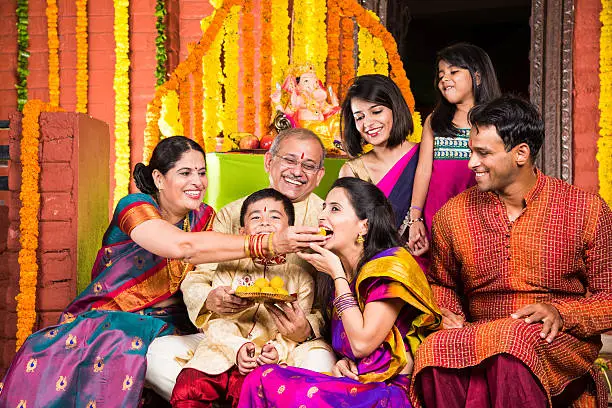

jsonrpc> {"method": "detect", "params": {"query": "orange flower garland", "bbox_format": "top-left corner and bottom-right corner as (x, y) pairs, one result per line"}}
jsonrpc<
(75, 0), (88, 113)
(339, 16), (355, 95)
(143, 0), (239, 162)
(16, 100), (63, 350)
(179, 77), (192, 139)
(260, 0), (273, 136)
(336, 0), (415, 111)
(242, 0), (256, 134)
(191, 49), (204, 147)
(46, 0), (60, 106)
(326, 0), (341, 94)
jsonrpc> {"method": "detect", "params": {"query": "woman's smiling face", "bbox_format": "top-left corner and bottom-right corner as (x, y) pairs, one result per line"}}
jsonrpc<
(350, 97), (394, 148)
(318, 187), (367, 254)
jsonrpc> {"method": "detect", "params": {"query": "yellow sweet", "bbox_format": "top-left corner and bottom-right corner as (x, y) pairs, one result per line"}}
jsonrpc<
(235, 286), (248, 293)
(254, 278), (270, 288)
(261, 287), (276, 294)
(318, 227), (328, 236)
(269, 276), (284, 289)
(245, 286), (261, 293)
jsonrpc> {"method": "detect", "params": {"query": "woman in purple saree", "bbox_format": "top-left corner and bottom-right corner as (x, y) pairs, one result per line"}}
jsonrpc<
(0, 136), (323, 407)
(238, 178), (441, 408)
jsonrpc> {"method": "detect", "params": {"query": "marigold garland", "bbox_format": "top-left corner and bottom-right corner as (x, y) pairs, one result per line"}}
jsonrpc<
(155, 0), (168, 87)
(75, 0), (88, 113)
(260, 0), (273, 135)
(292, 0), (327, 79)
(46, 0), (60, 106)
(357, 11), (388, 77)
(599, 0), (612, 204)
(242, 0), (256, 134)
(200, 8), (224, 152)
(339, 16), (355, 94)
(192, 67), (204, 147)
(271, 0), (290, 87)
(221, 5), (240, 142)
(16, 0), (30, 111)
(326, 0), (341, 94)
(16, 100), (63, 350)
(143, 0), (239, 162)
(337, 0), (415, 112)
(179, 77), (192, 138)
(113, 0), (131, 207)
(159, 90), (184, 137)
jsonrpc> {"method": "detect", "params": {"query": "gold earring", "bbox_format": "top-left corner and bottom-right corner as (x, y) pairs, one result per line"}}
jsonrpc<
(356, 233), (364, 244)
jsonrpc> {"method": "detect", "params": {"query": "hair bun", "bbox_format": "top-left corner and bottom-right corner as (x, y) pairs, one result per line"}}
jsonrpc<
(133, 163), (157, 195)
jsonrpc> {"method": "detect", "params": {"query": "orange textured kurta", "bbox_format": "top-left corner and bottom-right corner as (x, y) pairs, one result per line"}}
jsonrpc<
(412, 171), (612, 407)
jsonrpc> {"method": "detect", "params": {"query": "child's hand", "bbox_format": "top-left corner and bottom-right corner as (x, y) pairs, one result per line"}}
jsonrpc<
(407, 223), (429, 256)
(257, 343), (279, 366)
(237, 342), (257, 375)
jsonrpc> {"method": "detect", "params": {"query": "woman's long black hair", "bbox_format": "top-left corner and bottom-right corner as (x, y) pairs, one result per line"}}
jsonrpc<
(315, 177), (402, 327)
(431, 43), (501, 139)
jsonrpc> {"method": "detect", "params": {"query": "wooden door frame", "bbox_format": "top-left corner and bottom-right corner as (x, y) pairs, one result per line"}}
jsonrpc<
(530, 0), (574, 182)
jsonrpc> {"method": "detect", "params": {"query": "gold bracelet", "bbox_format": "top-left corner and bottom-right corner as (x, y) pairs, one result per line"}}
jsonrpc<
(244, 235), (251, 258)
(267, 232), (275, 258)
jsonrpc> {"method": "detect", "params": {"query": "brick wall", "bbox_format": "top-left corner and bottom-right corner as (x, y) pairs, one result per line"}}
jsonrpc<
(0, 112), (109, 376)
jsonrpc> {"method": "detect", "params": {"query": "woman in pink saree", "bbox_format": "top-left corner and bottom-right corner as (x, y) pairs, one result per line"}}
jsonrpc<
(237, 177), (441, 408)
(338, 75), (421, 262)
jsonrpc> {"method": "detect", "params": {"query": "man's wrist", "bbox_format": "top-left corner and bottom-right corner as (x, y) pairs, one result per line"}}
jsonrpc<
(303, 324), (316, 342)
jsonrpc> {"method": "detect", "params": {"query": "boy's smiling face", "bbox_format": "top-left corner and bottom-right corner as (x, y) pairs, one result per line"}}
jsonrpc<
(240, 198), (289, 235)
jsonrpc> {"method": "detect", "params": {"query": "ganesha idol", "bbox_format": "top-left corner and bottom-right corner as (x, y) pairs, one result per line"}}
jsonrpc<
(271, 63), (341, 151)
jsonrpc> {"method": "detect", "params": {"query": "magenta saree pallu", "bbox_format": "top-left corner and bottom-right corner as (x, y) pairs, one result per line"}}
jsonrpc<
(0, 193), (215, 407)
(238, 248), (441, 408)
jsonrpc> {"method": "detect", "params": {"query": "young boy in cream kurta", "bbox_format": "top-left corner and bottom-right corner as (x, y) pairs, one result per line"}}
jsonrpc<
(170, 189), (317, 408)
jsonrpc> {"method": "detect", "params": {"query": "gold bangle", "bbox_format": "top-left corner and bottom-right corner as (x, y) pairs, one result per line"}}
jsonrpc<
(267, 232), (275, 258)
(244, 235), (251, 258)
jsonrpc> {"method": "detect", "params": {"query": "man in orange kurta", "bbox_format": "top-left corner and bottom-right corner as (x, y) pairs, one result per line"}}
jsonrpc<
(412, 96), (612, 408)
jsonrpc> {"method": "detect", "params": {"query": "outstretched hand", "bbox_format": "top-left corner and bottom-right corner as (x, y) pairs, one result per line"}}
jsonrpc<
(297, 243), (344, 278)
(511, 303), (563, 343)
(273, 226), (327, 254)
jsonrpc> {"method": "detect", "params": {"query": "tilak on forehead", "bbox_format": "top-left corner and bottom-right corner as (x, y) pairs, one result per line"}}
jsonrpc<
(300, 152), (304, 160)
(263, 206), (267, 213)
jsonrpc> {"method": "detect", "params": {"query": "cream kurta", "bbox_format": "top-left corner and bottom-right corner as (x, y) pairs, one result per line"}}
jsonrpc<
(184, 258), (315, 375)
(182, 193), (326, 336)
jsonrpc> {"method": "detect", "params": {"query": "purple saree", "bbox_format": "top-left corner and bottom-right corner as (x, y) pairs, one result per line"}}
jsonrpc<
(237, 247), (441, 408)
(0, 193), (214, 407)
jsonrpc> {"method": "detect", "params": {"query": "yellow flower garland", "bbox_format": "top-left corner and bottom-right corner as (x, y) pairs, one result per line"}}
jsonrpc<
(271, 0), (290, 87)
(242, 0), (256, 134)
(222, 6), (240, 139)
(357, 12), (388, 76)
(292, 0), (327, 79)
(75, 0), (88, 113)
(599, 0), (612, 203)
(46, 0), (60, 106)
(144, 0), (240, 162)
(200, 10), (223, 152)
(159, 90), (184, 137)
(16, 100), (63, 350)
(113, 0), (131, 207)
